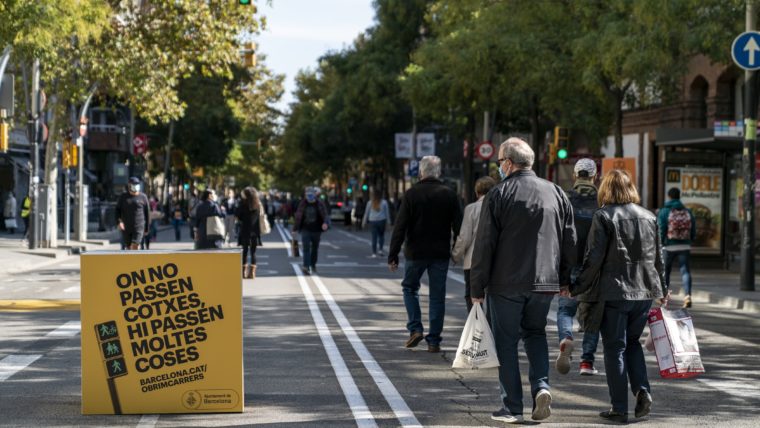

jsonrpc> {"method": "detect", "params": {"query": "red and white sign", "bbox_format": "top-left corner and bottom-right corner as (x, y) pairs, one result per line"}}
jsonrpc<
(476, 141), (494, 161)
(132, 134), (149, 156)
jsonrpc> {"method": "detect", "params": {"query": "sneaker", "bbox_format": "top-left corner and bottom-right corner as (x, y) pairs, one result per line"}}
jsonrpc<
(491, 408), (524, 424)
(427, 344), (440, 353)
(599, 409), (628, 423)
(532, 389), (552, 420)
(635, 389), (652, 418)
(555, 338), (574, 374)
(580, 360), (599, 375)
(370, 253), (378, 258)
(377, 250), (385, 257)
(405, 332), (424, 348)
(301, 265), (311, 275)
(683, 295), (692, 309)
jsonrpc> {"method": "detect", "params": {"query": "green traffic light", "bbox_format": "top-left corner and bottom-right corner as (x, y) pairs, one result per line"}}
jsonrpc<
(557, 148), (568, 160)
(239, 0), (251, 4)
(362, 184), (368, 191)
(347, 187), (353, 194)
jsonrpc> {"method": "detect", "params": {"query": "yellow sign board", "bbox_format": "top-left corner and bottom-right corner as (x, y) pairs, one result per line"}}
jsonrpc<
(81, 251), (242, 414)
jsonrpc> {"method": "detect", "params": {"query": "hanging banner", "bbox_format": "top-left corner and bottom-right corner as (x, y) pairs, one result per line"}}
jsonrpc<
(416, 133), (436, 157)
(81, 250), (243, 414)
(664, 166), (723, 252)
(395, 133), (413, 159)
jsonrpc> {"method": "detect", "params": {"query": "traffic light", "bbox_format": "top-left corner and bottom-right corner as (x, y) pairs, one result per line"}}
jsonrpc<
(239, 0), (251, 4)
(0, 122), (8, 153)
(346, 186), (353, 195)
(554, 126), (569, 161)
(241, 42), (256, 68)
(62, 139), (71, 168)
(361, 183), (368, 192)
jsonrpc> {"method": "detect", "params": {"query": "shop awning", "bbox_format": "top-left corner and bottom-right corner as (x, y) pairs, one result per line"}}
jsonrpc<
(655, 128), (743, 151)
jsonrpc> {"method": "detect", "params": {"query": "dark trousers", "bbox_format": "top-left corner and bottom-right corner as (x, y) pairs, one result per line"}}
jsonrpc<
(369, 220), (386, 253)
(488, 292), (552, 416)
(301, 230), (321, 268)
(600, 300), (652, 414)
(463, 269), (472, 314)
(172, 219), (182, 241)
(242, 244), (257, 265)
(401, 259), (448, 346)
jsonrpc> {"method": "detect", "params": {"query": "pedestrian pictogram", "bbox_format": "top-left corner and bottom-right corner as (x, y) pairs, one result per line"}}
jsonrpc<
(732, 32), (760, 71)
(476, 141), (494, 161)
(94, 320), (125, 414)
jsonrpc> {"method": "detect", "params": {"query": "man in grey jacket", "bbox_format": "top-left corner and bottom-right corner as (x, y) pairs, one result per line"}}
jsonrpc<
(471, 138), (576, 424)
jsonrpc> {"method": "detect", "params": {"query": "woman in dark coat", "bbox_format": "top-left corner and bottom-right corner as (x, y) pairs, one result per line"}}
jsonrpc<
(571, 170), (668, 423)
(235, 187), (261, 279)
(193, 189), (224, 250)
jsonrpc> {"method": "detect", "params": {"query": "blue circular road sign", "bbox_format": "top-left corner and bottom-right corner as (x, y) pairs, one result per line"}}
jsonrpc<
(732, 31), (760, 71)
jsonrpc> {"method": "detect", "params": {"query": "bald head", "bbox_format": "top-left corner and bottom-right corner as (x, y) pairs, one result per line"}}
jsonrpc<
(499, 137), (534, 169)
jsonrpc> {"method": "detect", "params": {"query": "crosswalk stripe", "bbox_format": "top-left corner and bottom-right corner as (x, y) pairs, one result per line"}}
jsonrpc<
(45, 321), (81, 337)
(136, 414), (159, 428)
(0, 354), (43, 382)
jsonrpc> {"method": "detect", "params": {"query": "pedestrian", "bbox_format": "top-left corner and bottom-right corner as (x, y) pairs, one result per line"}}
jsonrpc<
(188, 190), (199, 240)
(193, 189), (225, 250)
(470, 138), (576, 424)
(388, 155), (462, 353)
(20, 194), (30, 239)
(657, 187), (696, 309)
(293, 187), (329, 274)
(451, 176), (496, 314)
(353, 196), (365, 232)
(172, 203), (183, 241)
(236, 187), (262, 279)
(571, 169), (668, 423)
(4, 191), (17, 234)
(221, 189), (238, 246)
(115, 177), (150, 251)
(555, 158), (602, 376)
(362, 190), (391, 257)
(141, 205), (162, 250)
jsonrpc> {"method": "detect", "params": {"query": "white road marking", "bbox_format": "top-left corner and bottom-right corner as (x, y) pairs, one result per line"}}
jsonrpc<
(275, 223), (293, 257)
(136, 414), (159, 428)
(63, 286), (80, 293)
(36, 287), (49, 292)
(0, 354), (43, 382)
(45, 321), (81, 337)
(327, 255), (349, 258)
(291, 263), (377, 428)
(336, 229), (371, 245)
(697, 378), (760, 401)
(323, 241), (341, 250)
(310, 273), (421, 428)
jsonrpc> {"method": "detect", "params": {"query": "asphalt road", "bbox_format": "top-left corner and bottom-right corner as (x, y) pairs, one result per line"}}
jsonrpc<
(0, 223), (759, 427)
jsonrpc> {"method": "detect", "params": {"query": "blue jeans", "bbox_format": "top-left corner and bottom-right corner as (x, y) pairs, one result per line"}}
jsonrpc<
(370, 220), (386, 253)
(664, 250), (692, 295)
(401, 259), (448, 346)
(599, 300), (652, 414)
(556, 296), (600, 362)
(488, 292), (553, 416)
(301, 230), (322, 268)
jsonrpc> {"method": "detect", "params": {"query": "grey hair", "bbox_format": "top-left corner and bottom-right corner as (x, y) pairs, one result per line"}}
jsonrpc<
(419, 155), (442, 179)
(499, 137), (534, 169)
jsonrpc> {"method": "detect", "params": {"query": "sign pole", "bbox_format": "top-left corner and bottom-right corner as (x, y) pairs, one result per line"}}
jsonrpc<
(742, 1), (758, 291)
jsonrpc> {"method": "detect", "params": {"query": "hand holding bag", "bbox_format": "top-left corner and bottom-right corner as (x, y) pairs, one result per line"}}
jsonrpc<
(452, 304), (500, 369)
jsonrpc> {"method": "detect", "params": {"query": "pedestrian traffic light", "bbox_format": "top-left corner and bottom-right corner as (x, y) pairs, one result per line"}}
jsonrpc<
(361, 184), (368, 192)
(347, 186), (353, 195)
(0, 122), (8, 153)
(554, 126), (569, 161)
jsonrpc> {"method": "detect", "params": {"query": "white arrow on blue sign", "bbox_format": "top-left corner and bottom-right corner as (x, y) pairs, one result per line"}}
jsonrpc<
(732, 31), (760, 71)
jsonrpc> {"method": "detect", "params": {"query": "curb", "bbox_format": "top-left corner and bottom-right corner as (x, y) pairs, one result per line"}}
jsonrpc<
(670, 284), (760, 315)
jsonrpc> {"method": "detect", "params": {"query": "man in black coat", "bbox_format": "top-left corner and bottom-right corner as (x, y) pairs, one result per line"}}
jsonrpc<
(115, 177), (150, 250)
(470, 138), (576, 424)
(388, 155), (462, 353)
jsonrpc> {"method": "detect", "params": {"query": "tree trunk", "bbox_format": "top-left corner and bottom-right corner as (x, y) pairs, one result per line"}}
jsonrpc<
(529, 96), (542, 176)
(43, 93), (60, 248)
(614, 88), (624, 158)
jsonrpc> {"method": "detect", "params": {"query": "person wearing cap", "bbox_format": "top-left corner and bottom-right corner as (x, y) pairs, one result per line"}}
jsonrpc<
(555, 158), (602, 377)
(115, 177), (150, 250)
(293, 187), (330, 274)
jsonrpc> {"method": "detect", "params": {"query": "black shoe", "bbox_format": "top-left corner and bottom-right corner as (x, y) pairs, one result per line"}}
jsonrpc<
(599, 409), (628, 423)
(311, 265), (317, 274)
(635, 390), (652, 418)
(301, 265), (311, 275)
(427, 344), (440, 353)
(405, 332), (424, 348)
(491, 408), (524, 424)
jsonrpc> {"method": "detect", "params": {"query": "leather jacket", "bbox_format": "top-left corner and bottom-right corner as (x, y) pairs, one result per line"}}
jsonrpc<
(572, 203), (666, 301)
(470, 169), (577, 297)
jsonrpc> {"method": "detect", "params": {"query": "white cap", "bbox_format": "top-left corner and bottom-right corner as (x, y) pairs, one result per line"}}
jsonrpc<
(574, 158), (597, 177)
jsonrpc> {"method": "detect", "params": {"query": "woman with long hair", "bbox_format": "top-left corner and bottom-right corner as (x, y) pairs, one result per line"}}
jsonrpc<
(571, 170), (668, 423)
(235, 186), (261, 279)
(362, 190), (391, 257)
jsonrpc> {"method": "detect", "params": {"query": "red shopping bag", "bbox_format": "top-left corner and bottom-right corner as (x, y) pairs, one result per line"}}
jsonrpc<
(647, 307), (705, 379)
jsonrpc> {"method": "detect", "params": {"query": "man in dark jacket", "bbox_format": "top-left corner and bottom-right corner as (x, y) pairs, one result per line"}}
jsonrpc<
(293, 187), (330, 275)
(115, 177), (150, 250)
(388, 155), (462, 353)
(470, 138), (576, 424)
(657, 187), (696, 308)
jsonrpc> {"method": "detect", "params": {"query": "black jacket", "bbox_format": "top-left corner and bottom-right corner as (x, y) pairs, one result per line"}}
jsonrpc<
(470, 169), (576, 297)
(388, 178), (462, 264)
(115, 191), (150, 233)
(235, 204), (260, 247)
(572, 203), (666, 301)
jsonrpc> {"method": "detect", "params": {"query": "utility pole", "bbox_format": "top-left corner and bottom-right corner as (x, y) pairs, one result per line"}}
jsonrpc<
(742, 0), (757, 291)
(28, 60), (41, 250)
(76, 86), (96, 242)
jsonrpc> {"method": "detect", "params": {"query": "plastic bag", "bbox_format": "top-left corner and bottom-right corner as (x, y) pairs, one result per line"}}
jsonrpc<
(647, 307), (705, 379)
(452, 304), (499, 369)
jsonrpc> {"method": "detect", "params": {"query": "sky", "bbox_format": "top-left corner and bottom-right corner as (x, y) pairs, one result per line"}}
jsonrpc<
(255, 0), (377, 113)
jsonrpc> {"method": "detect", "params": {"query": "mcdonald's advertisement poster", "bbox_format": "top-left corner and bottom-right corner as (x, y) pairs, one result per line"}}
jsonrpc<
(664, 167), (722, 252)
(81, 250), (243, 414)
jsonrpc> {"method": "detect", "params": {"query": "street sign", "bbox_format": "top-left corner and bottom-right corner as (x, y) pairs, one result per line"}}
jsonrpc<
(732, 31), (760, 70)
(408, 159), (419, 177)
(395, 133), (413, 159)
(416, 133), (436, 157)
(476, 141), (495, 161)
(132, 134), (148, 156)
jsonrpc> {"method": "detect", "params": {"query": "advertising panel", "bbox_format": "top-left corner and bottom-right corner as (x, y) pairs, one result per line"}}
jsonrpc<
(664, 167), (723, 252)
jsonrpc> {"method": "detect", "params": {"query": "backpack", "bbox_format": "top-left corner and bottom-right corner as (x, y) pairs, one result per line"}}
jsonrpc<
(666, 208), (691, 241)
(567, 190), (598, 256)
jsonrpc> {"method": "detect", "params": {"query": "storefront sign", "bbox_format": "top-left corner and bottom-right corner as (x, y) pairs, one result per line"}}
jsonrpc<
(602, 157), (636, 184)
(664, 167), (723, 252)
(81, 251), (242, 414)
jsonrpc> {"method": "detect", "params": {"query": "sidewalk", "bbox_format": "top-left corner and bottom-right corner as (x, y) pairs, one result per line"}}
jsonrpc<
(0, 230), (115, 276)
(668, 269), (760, 314)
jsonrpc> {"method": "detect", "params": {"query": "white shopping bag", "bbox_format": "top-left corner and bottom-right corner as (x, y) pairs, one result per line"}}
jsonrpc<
(647, 307), (705, 378)
(452, 304), (500, 369)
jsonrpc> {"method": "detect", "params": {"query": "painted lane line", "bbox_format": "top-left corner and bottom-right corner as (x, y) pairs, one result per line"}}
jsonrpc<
(63, 286), (80, 293)
(310, 274), (421, 428)
(323, 241), (341, 250)
(335, 229), (372, 245)
(328, 255), (349, 258)
(45, 321), (81, 337)
(0, 354), (43, 382)
(275, 222), (293, 257)
(136, 414), (159, 428)
(291, 263), (377, 428)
